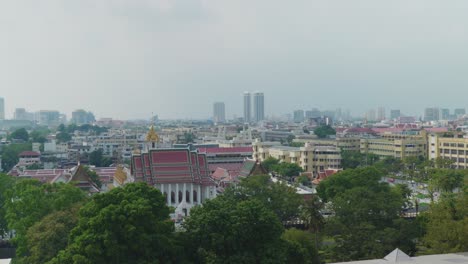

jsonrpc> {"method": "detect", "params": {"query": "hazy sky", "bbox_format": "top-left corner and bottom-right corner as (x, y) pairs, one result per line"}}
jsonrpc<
(1, 0), (468, 120)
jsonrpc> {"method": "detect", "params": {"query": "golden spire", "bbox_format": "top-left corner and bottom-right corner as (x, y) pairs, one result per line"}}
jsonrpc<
(114, 165), (128, 185)
(146, 125), (160, 143)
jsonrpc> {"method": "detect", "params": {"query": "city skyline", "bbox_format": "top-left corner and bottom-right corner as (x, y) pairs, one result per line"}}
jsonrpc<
(2, 1), (468, 119)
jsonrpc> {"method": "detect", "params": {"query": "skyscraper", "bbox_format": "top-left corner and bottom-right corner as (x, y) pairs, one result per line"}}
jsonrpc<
(440, 108), (450, 120)
(293, 110), (305, 123)
(390, 109), (401, 120)
(0, 97), (4, 120)
(213, 102), (226, 123)
(454, 108), (466, 117)
(253, 92), (264, 122)
(377, 107), (386, 121)
(243, 92), (251, 123)
(424, 107), (440, 122)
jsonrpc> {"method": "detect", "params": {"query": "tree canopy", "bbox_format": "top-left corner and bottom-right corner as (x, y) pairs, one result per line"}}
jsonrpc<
(184, 197), (287, 264)
(51, 182), (177, 264)
(9, 128), (29, 142)
(313, 125), (336, 138)
(318, 167), (420, 261)
(4, 180), (87, 257)
(223, 175), (303, 222)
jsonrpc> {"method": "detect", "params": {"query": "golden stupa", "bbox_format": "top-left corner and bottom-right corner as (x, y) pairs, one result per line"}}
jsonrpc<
(146, 125), (160, 143)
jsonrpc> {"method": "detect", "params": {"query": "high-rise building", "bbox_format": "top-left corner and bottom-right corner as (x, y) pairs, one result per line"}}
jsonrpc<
(366, 109), (376, 122)
(72, 109), (96, 125)
(305, 109), (321, 119)
(0, 97), (4, 120)
(37, 110), (61, 127)
(454, 108), (466, 117)
(377, 107), (386, 121)
(390, 109), (401, 120)
(440, 108), (450, 120)
(253, 92), (264, 122)
(293, 110), (305, 123)
(243, 92), (251, 123)
(424, 107), (440, 122)
(213, 102), (226, 123)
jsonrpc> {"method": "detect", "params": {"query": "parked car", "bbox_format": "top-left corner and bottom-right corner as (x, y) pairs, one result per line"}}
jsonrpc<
(387, 178), (395, 183)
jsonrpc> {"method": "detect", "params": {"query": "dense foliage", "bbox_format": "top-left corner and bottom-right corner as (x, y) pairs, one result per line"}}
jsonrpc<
(51, 183), (177, 264)
(313, 125), (336, 138)
(318, 167), (421, 261)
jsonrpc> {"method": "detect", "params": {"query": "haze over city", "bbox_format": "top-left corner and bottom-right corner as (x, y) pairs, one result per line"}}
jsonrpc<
(2, 0), (468, 119)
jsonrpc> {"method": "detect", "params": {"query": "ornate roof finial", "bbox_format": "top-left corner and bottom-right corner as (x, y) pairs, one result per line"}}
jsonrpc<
(146, 113), (159, 143)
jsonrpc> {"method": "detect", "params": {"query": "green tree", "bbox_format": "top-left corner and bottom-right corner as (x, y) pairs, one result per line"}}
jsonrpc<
(274, 162), (303, 179)
(0, 143), (32, 172)
(24, 204), (82, 264)
(318, 166), (422, 261)
(317, 167), (383, 202)
(434, 157), (454, 169)
(290, 142), (305, 147)
(9, 128), (29, 142)
(341, 151), (380, 169)
(84, 167), (103, 189)
(56, 131), (72, 143)
(30, 130), (48, 143)
(224, 175), (303, 222)
(51, 183), (177, 264)
(282, 228), (320, 264)
(313, 125), (336, 138)
(184, 197), (287, 264)
(423, 187), (467, 253)
(286, 135), (295, 145)
(89, 149), (112, 167)
(429, 169), (465, 193)
(300, 195), (325, 249)
(261, 157), (280, 172)
(5, 181), (86, 256)
(0, 174), (14, 236)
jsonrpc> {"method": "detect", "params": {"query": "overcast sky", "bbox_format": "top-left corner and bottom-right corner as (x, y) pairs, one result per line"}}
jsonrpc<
(1, 0), (468, 120)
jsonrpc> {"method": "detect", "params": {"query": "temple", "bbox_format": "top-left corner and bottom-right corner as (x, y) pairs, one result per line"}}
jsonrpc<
(131, 125), (216, 215)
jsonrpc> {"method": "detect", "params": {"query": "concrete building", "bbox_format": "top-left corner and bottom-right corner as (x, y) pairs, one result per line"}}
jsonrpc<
(454, 108), (466, 118)
(243, 92), (251, 123)
(440, 108), (450, 120)
(377, 107), (386, 121)
(14, 108), (34, 121)
(390, 109), (401, 120)
(428, 132), (468, 169)
(366, 109), (376, 122)
(253, 141), (342, 177)
(213, 102), (226, 123)
(305, 109), (321, 119)
(360, 131), (428, 159)
(424, 107), (440, 121)
(253, 92), (265, 122)
(37, 110), (61, 127)
(71, 109), (96, 125)
(294, 110), (305, 123)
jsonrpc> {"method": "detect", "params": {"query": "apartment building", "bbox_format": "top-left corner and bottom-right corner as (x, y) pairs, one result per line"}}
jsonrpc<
(253, 141), (341, 177)
(428, 133), (468, 169)
(360, 131), (427, 159)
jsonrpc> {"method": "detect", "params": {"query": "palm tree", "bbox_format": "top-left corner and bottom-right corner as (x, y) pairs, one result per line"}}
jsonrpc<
(300, 195), (325, 249)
